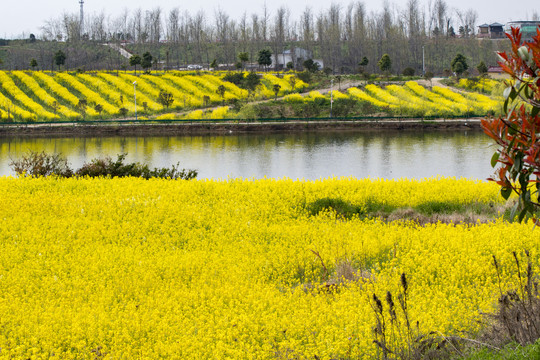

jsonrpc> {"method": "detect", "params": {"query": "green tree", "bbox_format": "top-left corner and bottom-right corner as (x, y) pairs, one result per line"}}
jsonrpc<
(481, 28), (540, 222)
(238, 52), (249, 70)
(477, 61), (489, 92)
(378, 54), (392, 75)
(141, 52), (153, 72)
(129, 55), (141, 75)
(451, 53), (468, 78)
(30, 58), (38, 70)
(158, 91), (174, 109)
(424, 71), (434, 88)
(257, 49), (272, 71)
(216, 85), (226, 105)
(203, 95), (210, 107)
(77, 99), (87, 119)
(210, 59), (218, 69)
(303, 59), (320, 73)
(288, 76), (297, 91)
(477, 61), (488, 76)
(54, 50), (66, 71)
(94, 104), (103, 118)
(272, 84), (281, 100)
(244, 72), (261, 93)
(119, 107), (128, 119)
(358, 56), (369, 73)
(50, 101), (59, 116)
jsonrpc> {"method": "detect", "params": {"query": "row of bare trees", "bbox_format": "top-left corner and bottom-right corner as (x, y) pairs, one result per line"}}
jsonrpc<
(32, 0), (512, 73)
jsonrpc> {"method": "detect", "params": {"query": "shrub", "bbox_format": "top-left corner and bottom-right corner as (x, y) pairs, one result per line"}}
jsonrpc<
(10, 152), (197, 180)
(332, 98), (358, 117)
(10, 151), (73, 177)
(297, 71), (312, 85)
(222, 72), (244, 87)
(481, 27), (540, 222)
(402, 67), (415, 76)
(76, 154), (197, 180)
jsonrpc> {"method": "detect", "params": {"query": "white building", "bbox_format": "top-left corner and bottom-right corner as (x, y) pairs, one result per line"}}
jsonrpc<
(271, 48), (324, 69)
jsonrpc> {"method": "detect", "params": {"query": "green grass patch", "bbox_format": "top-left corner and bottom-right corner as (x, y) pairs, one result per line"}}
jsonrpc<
(464, 341), (540, 360)
(305, 197), (512, 224)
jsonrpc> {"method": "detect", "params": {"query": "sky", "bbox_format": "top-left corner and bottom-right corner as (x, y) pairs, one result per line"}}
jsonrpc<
(1, 0), (538, 39)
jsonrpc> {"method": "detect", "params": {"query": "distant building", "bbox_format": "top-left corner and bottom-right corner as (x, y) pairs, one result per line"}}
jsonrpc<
(487, 66), (503, 74)
(271, 48), (323, 69)
(505, 21), (540, 40)
(477, 23), (505, 39)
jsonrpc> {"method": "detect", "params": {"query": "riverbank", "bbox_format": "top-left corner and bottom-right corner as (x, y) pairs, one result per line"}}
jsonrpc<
(0, 118), (482, 137)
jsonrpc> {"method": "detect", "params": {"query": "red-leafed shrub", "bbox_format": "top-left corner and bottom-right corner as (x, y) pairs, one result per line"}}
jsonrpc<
(481, 26), (540, 222)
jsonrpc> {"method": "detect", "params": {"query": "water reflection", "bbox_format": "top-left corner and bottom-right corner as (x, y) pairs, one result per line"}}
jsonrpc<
(0, 130), (495, 180)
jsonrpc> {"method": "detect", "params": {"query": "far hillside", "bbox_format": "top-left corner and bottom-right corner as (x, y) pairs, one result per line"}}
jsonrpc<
(0, 69), (503, 123)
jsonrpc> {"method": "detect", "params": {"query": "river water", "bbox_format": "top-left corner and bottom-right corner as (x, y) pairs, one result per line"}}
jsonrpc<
(0, 130), (496, 180)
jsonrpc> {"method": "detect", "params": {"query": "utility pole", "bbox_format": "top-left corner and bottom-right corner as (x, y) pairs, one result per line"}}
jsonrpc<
(133, 81), (137, 121)
(422, 45), (425, 76)
(330, 79), (334, 118)
(79, 0), (84, 38)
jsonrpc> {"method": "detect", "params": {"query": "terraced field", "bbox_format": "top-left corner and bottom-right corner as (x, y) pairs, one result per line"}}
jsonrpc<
(0, 70), (501, 121)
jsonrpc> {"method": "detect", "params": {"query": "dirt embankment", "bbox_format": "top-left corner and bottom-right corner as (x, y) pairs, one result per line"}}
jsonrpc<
(0, 119), (483, 137)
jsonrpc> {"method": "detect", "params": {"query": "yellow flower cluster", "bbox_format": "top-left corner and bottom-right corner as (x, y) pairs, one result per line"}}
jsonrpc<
(385, 84), (452, 116)
(119, 73), (160, 98)
(140, 75), (185, 110)
(0, 91), (36, 121)
(33, 72), (86, 108)
(97, 73), (160, 111)
(206, 74), (247, 98)
(308, 90), (326, 100)
(161, 74), (207, 106)
(347, 87), (395, 109)
(155, 113), (177, 120)
(432, 86), (496, 114)
(458, 78), (498, 93)
(0, 72), (58, 120)
(0, 176), (534, 359)
(56, 73), (118, 115)
(78, 74), (124, 107)
(262, 74), (294, 96)
(184, 109), (204, 119)
(209, 106), (230, 119)
(405, 81), (467, 114)
(283, 93), (306, 103)
(462, 91), (501, 114)
(12, 71), (79, 118)
(328, 90), (348, 100)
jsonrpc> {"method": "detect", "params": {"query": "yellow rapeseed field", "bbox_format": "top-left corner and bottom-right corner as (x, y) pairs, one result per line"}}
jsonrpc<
(0, 177), (536, 359)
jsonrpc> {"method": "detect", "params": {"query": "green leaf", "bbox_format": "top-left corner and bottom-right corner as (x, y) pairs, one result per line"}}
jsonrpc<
(532, 106), (539, 118)
(510, 199), (520, 219)
(491, 152), (500, 168)
(518, 207), (528, 222)
(509, 87), (518, 102)
(501, 186), (512, 200)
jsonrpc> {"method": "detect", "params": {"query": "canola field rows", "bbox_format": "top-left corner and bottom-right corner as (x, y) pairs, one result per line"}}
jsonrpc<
(0, 69), (501, 122)
(0, 176), (537, 359)
(0, 71), (306, 122)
